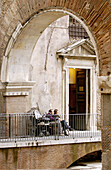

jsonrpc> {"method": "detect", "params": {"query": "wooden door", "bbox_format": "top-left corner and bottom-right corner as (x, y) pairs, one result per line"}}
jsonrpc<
(76, 69), (86, 113)
(69, 84), (76, 127)
(75, 69), (86, 130)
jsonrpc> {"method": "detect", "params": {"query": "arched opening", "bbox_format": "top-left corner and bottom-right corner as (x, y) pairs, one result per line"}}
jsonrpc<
(0, 1), (111, 169)
(1, 9), (99, 120)
(2, 9), (98, 82)
(68, 150), (102, 169)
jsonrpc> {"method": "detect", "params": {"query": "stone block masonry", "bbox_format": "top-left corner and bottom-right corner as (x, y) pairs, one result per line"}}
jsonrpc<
(0, 142), (101, 170)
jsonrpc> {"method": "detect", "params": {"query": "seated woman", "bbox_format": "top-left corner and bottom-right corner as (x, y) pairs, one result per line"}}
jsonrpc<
(54, 109), (73, 136)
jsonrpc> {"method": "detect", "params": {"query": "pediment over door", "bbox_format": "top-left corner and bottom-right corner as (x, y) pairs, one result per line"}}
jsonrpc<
(57, 39), (96, 60)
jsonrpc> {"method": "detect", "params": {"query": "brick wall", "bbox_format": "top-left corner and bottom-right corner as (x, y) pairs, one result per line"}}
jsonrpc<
(0, 142), (101, 170)
(102, 94), (111, 170)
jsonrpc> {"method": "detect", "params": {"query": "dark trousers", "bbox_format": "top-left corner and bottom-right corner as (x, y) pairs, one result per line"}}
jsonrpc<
(61, 120), (69, 134)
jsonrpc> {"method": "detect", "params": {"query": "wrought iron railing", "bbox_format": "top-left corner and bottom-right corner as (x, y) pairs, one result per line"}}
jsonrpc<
(0, 113), (101, 142)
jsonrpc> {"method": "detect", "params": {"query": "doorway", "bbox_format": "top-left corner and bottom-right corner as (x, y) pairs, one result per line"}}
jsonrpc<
(69, 68), (90, 130)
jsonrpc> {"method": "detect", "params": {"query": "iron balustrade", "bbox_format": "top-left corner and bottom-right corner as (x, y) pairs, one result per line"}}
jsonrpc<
(0, 113), (101, 142)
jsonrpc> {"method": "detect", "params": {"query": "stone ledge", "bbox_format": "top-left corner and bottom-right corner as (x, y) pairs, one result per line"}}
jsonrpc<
(3, 91), (29, 96)
(0, 137), (101, 148)
(2, 81), (36, 96)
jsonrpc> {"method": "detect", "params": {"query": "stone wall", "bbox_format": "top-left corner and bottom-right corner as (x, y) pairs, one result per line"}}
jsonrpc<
(30, 15), (69, 114)
(102, 94), (111, 170)
(0, 142), (101, 170)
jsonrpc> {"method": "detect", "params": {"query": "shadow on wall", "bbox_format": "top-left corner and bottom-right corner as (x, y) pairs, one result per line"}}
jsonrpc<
(68, 150), (102, 168)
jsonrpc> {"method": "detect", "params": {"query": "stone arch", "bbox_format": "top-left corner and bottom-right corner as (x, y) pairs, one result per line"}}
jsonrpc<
(0, 0), (111, 79)
(0, 8), (101, 114)
(68, 150), (102, 168)
(65, 143), (102, 168)
(0, 1), (110, 168)
(1, 9), (98, 82)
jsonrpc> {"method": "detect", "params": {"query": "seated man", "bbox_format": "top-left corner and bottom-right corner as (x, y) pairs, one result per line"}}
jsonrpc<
(54, 109), (73, 136)
(46, 109), (55, 121)
(46, 109), (62, 135)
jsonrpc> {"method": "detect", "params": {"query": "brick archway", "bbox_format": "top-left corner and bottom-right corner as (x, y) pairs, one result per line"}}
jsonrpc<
(0, 0), (111, 77)
(1, 9), (98, 82)
(0, 1), (111, 169)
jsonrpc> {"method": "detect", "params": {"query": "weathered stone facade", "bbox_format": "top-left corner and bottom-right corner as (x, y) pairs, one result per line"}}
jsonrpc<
(29, 16), (69, 114)
(0, 0), (111, 169)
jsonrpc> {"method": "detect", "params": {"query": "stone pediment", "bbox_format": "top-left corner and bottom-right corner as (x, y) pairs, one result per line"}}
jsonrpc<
(57, 39), (96, 58)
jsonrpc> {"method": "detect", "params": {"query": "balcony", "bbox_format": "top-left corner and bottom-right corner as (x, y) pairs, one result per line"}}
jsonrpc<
(0, 113), (101, 144)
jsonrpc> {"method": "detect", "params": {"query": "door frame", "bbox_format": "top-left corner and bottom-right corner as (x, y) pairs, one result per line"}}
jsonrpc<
(63, 62), (97, 130)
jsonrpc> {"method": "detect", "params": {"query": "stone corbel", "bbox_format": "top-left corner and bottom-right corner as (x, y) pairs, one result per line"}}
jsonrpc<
(98, 76), (111, 94)
(3, 81), (36, 96)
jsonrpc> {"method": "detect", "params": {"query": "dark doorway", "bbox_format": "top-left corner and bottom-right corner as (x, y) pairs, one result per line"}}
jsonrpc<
(76, 69), (86, 113)
(69, 68), (90, 130)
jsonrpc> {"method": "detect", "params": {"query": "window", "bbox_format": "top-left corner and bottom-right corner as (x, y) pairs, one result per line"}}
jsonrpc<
(69, 16), (89, 39)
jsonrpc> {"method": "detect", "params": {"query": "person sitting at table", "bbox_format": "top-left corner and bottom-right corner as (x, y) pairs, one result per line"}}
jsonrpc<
(46, 109), (55, 121)
(54, 109), (73, 136)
